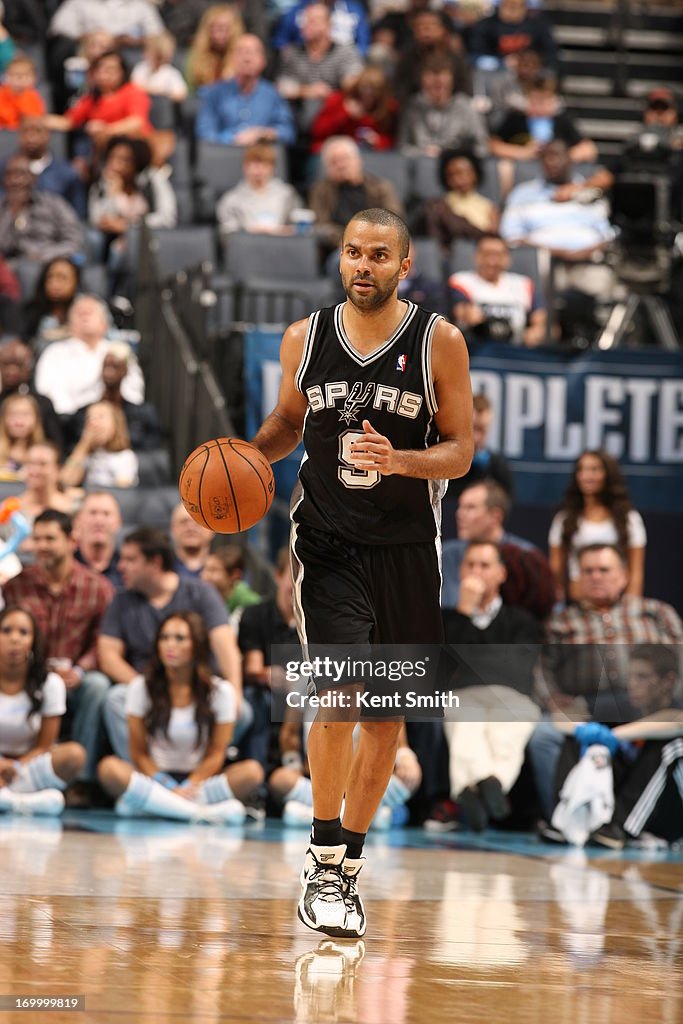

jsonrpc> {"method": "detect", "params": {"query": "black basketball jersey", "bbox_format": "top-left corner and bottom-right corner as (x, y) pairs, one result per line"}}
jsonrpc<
(291, 300), (446, 545)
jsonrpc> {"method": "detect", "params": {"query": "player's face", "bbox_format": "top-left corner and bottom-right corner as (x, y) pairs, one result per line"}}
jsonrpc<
(340, 222), (409, 312)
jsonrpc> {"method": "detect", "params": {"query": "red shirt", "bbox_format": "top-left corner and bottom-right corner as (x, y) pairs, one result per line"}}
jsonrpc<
(310, 90), (398, 153)
(66, 82), (152, 135)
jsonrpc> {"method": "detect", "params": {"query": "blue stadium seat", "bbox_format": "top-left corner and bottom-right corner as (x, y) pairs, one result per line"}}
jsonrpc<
(151, 225), (217, 278)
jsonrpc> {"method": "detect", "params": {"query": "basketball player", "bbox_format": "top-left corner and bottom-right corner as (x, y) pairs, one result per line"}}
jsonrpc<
(251, 209), (473, 938)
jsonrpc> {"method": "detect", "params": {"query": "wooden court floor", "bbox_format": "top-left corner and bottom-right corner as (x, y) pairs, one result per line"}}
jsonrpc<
(0, 812), (681, 1024)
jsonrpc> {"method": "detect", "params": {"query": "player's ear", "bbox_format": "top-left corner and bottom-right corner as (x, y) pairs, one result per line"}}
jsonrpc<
(398, 255), (411, 280)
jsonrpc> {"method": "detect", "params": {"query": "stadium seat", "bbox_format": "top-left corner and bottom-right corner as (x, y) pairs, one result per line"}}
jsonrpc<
(513, 160), (542, 187)
(411, 237), (446, 283)
(411, 155), (442, 201)
(150, 225), (217, 278)
(449, 239), (477, 274)
(360, 151), (411, 204)
(136, 448), (172, 487)
(481, 157), (502, 204)
(149, 95), (177, 131)
(81, 264), (108, 296)
(169, 137), (192, 189)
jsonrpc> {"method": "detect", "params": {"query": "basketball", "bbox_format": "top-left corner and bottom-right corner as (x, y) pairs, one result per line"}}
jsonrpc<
(179, 437), (274, 533)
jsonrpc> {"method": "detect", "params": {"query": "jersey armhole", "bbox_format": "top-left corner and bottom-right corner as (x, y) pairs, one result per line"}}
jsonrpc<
(421, 313), (441, 417)
(294, 310), (320, 393)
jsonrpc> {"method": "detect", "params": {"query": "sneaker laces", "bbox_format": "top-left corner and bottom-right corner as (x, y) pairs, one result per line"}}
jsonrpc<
(342, 872), (359, 911)
(310, 862), (345, 904)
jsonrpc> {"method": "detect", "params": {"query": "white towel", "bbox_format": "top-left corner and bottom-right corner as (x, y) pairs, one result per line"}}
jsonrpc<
(551, 744), (615, 847)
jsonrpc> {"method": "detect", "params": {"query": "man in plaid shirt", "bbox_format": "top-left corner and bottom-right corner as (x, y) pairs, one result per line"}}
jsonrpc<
(529, 542), (683, 818)
(3, 509), (114, 778)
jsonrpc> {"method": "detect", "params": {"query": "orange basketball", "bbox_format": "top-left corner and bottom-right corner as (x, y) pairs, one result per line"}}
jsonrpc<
(179, 438), (274, 533)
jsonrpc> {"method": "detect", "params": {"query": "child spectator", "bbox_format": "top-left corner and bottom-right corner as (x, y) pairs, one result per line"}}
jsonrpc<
(61, 400), (139, 489)
(97, 612), (263, 824)
(216, 142), (301, 237)
(0, 606), (86, 817)
(131, 31), (188, 104)
(0, 393), (45, 481)
(201, 546), (262, 628)
(0, 54), (45, 130)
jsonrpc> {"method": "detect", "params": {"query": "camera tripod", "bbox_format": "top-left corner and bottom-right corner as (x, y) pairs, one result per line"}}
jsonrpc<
(597, 291), (680, 350)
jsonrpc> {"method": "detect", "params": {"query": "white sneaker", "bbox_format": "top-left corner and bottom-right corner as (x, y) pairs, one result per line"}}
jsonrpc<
(283, 800), (313, 827)
(194, 799), (246, 825)
(298, 844), (348, 936)
(340, 858), (366, 937)
(0, 788), (65, 817)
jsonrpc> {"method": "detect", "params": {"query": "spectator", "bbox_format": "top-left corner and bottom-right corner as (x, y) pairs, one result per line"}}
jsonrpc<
(97, 527), (242, 761)
(131, 31), (188, 104)
(310, 66), (399, 153)
(372, 0), (442, 57)
(529, 546), (683, 821)
(170, 502), (213, 579)
(65, 343), (163, 454)
(185, 4), (245, 92)
(448, 392), (514, 500)
(484, 47), (544, 124)
(238, 546), (298, 768)
(441, 479), (539, 607)
(0, 340), (63, 449)
(0, 54), (45, 130)
(73, 490), (124, 591)
(201, 545), (262, 626)
(98, 612), (263, 823)
(216, 142), (302, 237)
(397, 59), (488, 158)
(0, 393), (44, 480)
(0, 4), (16, 75)
(0, 606), (86, 817)
(538, 544), (682, 715)
(16, 442), (80, 522)
(273, 0), (371, 56)
(0, 256), (21, 336)
(60, 401), (139, 489)
(59, 30), (116, 115)
(309, 136), (404, 257)
(277, 2), (363, 133)
(490, 74), (597, 166)
(87, 135), (177, 276)
(449, 233), (547, 347)
(500, 138), (614, 258)
(548, 450), (646, 603)
(49, 0), (164, 48)
(392, 8), (471, 104)
(416, 149), (499, 253)
(196, 34), (297, 147)
(3, 510), (114, 780)
(435, 540), (542, 831)
(160, 0), (213, 49)
(21, 257), (82, 353)
(542, 645), (683, 848)
(469, 0), (558, 72)
(0, 155), (84, 265)
(34, 295), (144, 417)
(47, 51), (153, 156)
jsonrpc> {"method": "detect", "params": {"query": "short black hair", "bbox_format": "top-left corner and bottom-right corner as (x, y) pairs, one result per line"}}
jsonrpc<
(439, 148), (484, 190)
(123, 527), (174, 571)
(344, 208), (410, 260)
(463, 539), (504, 563)
(629, 644), (678, 679)
(34, 509), (73, 537)
(577, 542), (627, 567)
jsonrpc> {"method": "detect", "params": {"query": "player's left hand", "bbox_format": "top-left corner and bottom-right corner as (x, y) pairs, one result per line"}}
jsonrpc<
(349, 420), (400, 476)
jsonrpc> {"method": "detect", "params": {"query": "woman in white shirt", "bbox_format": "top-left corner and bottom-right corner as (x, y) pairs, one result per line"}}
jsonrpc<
(548, 449), (646, 602)
(98, 611), (263, 823)
(61, 401), (138, 489)
(0, 607), (86, 816)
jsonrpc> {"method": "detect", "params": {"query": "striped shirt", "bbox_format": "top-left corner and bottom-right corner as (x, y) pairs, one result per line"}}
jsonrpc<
(542, 596), (683, 699)
(277, 42), (362, 89)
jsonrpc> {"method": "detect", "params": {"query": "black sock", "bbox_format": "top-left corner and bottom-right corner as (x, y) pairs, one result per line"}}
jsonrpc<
(311, 816), (342, 847)
(341, 826), (366, 860)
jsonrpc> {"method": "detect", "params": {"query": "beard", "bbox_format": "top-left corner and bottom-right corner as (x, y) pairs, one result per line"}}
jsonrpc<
(342, 267), (401, 311)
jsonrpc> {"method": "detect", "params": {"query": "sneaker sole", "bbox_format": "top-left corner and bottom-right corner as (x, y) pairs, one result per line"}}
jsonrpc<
(591, 834), (625, 850)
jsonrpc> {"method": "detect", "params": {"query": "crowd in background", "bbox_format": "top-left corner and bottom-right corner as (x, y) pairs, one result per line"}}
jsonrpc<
(0, 0), (681, 848)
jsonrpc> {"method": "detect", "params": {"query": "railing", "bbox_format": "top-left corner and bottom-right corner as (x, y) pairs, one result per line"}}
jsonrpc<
(135, 223), (235, 478)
